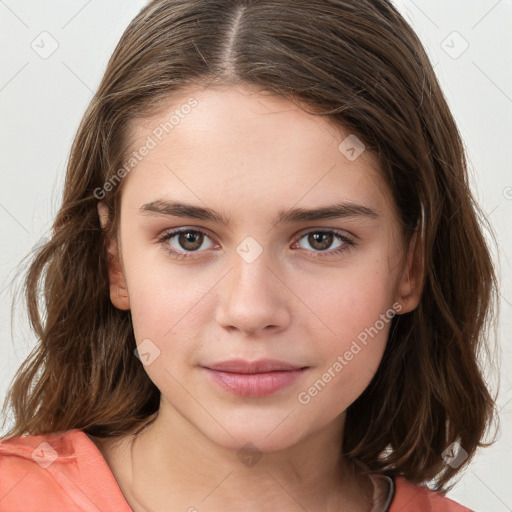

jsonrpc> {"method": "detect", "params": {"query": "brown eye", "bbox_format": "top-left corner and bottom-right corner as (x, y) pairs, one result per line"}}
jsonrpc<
(176, 231), (204, 251)
(307, 232), (334, 251)
(158, 228), (216, 259)
(297, 231), (342, 252)
(294, 230), (355, 259)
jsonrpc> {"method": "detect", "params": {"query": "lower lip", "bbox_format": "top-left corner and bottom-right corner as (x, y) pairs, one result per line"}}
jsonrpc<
(203, 368), (308, 397)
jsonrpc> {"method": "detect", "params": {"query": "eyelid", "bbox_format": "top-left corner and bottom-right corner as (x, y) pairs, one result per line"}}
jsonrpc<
(293, 226), (356, 241)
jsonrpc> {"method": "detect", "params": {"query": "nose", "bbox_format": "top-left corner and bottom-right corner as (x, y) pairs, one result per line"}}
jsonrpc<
(215, 246), (291, 336)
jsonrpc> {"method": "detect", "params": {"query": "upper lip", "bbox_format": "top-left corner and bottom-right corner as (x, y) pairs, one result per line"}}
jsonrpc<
(204, 359), (307, 374)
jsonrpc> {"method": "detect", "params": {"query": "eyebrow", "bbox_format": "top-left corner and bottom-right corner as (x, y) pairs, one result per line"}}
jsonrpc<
(139, 199), (379, 227)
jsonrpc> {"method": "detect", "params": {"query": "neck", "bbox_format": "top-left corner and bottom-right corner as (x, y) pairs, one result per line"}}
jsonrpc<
(123, 402), (374, 512)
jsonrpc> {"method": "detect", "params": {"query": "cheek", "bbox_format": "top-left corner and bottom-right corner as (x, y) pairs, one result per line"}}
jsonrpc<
(119, 226), (213, 341)
(292, 255), (397, 403)
(127, 268), (210, 345)
(295, 277), (395, 418)
(293, 251), (398, 345)
(125, 266), (209, 390)
(295, 322), (391, 426)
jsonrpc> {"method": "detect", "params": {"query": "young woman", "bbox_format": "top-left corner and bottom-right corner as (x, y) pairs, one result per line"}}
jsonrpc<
(0, 1), (498, 511)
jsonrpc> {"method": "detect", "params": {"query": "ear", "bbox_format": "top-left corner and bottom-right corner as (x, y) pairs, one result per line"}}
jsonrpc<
(97, 201), (130, 311)
(395, 228), (424, 314)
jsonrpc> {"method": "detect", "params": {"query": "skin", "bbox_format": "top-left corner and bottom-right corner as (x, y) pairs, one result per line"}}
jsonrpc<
(94, 83), (423, 512)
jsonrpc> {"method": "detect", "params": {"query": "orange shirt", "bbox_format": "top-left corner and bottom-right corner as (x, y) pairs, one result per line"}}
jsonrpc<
(0, 429), (473, 511)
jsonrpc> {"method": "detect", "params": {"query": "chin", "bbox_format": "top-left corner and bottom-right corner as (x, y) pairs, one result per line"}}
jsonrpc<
(195, 410), (310, 454)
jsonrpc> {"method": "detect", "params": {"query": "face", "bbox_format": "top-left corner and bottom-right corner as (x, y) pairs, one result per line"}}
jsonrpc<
(99, 84), (420, 453)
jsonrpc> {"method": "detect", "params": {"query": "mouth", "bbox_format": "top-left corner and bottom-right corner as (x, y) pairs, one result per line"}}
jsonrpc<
(204, 358), (307, 373)
(202, 359), (309, 397)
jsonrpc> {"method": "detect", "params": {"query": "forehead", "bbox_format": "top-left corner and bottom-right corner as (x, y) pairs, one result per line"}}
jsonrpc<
(121, 84), (397, 224)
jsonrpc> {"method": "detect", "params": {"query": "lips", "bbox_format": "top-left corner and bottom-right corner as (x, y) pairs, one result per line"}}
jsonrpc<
(204, 358), (307, 374)
(202, 359), (309, 397)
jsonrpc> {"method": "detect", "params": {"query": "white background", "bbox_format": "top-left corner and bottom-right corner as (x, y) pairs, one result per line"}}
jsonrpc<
(0, 1), (511, 510)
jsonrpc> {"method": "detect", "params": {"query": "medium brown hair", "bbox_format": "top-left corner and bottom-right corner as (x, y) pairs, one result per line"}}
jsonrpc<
(1, 0), (499, 492)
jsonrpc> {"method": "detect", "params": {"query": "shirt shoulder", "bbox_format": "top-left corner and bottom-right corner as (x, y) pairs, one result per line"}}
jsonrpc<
(389, 476), (474, 512)
(0, 429), (132, 512)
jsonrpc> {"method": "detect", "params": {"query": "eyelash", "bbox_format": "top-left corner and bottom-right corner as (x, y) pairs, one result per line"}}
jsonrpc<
(157, 227), (356, 260)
